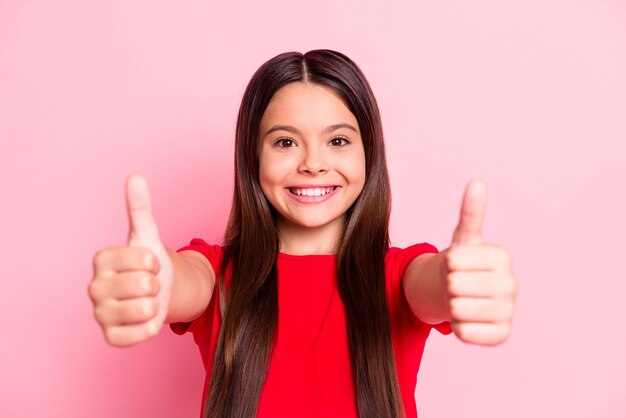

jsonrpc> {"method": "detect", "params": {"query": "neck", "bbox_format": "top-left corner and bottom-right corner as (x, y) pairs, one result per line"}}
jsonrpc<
(277, 216), (345, 255)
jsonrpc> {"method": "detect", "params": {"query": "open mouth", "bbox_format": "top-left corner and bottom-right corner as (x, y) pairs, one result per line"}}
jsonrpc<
(288, 186), (337, 197)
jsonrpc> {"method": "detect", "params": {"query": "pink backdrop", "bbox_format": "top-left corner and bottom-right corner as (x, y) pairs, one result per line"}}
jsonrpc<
(1, 1), (625, 417)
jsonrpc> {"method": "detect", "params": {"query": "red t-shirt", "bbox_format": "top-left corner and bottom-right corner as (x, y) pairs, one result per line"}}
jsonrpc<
(171, 238), (451, 418)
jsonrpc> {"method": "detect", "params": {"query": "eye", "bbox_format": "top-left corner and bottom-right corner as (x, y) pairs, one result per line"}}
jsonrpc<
(329, 136), (350, 147)
(274, 137), (297, 148)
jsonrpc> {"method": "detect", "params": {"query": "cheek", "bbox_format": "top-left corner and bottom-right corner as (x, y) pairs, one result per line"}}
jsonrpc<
(345, 154), (366, 186)
(258, 162), (277, 200)
(355, 160), (367, 197)
(259, 152), (292, 193)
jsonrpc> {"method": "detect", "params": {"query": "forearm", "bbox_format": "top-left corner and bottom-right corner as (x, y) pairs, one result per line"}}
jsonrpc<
(165, 248), (215, 324)
(402, 251), (452, 324)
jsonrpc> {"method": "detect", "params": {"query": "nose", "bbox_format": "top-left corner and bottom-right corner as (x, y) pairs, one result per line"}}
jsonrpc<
(298, 146), (328, 175)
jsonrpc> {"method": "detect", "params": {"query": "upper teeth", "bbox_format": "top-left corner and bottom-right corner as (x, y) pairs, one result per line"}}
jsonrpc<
(291, 187), (334, 196)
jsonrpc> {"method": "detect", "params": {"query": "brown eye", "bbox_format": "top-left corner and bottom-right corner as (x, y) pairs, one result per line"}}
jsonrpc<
(275, 138), (296, 148)
(329, 136), (350, 146)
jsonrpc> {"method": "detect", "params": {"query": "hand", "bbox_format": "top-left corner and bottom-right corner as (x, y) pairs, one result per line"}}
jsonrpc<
(88, 175), (174, 346)
(443, 180), (517, 345)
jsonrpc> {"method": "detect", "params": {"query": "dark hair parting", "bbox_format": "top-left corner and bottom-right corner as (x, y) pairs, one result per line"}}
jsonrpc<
(205, 50), (404, 418)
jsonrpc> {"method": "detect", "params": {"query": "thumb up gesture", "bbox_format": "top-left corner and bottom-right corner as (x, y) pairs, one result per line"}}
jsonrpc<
(89, 175), (174, 346)
(443, 181), (517, 345)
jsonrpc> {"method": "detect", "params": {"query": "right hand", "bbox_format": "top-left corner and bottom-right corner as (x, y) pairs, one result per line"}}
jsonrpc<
(89, 175), (174, 346)
(442, 181), (516, 346)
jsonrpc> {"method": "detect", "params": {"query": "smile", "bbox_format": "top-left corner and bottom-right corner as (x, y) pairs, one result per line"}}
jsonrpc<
(289, 186), (337, 196)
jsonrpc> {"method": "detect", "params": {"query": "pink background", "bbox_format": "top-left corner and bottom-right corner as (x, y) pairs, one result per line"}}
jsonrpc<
(1, 0), (625, 417)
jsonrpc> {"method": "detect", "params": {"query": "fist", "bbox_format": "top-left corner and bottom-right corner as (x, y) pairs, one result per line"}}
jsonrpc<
(88, 175), (174, 346)
(443, 181), (517, 346)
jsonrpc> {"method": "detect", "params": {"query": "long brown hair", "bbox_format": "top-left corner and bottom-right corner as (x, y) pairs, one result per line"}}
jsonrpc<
(206, 50), (404, 418)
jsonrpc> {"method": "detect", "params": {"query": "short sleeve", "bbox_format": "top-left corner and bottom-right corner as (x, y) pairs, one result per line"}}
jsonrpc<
(169, 238), (223, 336)
(388, 243), (452, 336)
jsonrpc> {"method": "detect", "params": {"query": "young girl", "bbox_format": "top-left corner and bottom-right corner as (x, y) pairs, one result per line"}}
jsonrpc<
(89, 50), (517, 418)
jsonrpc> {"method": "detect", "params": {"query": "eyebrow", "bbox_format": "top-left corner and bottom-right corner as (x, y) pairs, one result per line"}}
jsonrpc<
(263, 123), (358, 137)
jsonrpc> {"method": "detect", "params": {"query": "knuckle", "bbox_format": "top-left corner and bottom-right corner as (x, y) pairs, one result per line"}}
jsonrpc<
(104, 327), (118, 345)
(444, 249), (456, 270)
(93, 247), (130, 273)
(449, 298), (463, 319)
(500, 276), (517, 297)
(486, 245), (501, 262)
(87, 280), (101, 301)
(93, 248), (117, 269)
(503, 311), (514, 323)
(498, 301), (515, 322)
(446, 279), (456, 297)
(92, 250), (106, 268)
(93, 305), (107, 324)
(496, 246), (512, 266)
(117, 302), (133, 320)
(509, 277), (518, 296)
(507, 299), (516, 318)
(453, 323), (469, 342)
(446, 273), (461, 296)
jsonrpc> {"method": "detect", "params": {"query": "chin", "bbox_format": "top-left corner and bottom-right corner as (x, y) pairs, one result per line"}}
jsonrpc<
(283, 214), (342, 230)
(294, 219), (332, 229)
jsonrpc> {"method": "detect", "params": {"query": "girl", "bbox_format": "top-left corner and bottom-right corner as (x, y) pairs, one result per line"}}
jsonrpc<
(89, 50), (517, 418)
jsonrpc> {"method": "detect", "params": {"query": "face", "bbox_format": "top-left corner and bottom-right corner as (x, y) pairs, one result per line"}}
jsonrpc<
(258, 82), (366, 237)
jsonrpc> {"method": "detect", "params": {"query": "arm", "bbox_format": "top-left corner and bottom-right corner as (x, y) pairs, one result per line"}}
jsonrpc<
(403, 251), (451, 325)
(165, 248), (215, 324)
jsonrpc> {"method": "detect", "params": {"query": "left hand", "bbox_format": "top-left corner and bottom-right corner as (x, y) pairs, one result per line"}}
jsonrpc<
(442, 180), (517, 345)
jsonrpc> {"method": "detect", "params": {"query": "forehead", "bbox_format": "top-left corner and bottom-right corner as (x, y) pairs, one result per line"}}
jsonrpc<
(260, 82), (358, 130)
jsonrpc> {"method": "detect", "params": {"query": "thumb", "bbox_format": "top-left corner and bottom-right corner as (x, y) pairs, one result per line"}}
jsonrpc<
(451, 180), (487, 246)
(126, 174), (161, 247)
